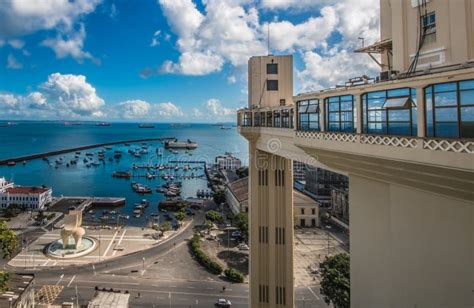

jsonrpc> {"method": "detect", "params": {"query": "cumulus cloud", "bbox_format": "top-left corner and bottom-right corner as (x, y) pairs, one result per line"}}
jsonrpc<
(157, 0), (380, 92)
(0, 0), (101, 62)
(113, 100), (183, 120)
(6, 54), (22, 69)
(39, 73), (105, 117)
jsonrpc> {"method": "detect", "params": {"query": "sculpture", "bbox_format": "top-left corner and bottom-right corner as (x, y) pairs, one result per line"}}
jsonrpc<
(60, 210), (85, 249)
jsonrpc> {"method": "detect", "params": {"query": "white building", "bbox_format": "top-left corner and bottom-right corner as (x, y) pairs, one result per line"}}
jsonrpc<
(294, 190), (320, 228)
(0, 180), (52, 210)
(215, 154), (242, 171)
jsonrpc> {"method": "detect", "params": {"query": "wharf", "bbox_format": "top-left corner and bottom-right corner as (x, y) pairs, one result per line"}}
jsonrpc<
(0, 137), (175, 165)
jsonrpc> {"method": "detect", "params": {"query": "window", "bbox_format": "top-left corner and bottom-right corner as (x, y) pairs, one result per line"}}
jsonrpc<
(325, 95), (356, 132)
(260, 112), (266, 127)
(243, 112), (252, 126)
(266, 111), (273, 127)
(297, 100), (320, 131)
(254, 112), (261, 127)
(273, 111), (281, 127)
(300, 208), (304, 215)
(281, 109), (290, 128)
(422, 12), (436, 35)
(267, 80), (278, 91)
(267, 63), (278, 74)
(362, 88), (417, 136)
(425, 79), (474, 138)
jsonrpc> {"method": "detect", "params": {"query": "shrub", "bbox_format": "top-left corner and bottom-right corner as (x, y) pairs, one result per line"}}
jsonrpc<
(205, 210), (222, 223)
(190, 234), (223, 275)
(224, 267), (244, 283)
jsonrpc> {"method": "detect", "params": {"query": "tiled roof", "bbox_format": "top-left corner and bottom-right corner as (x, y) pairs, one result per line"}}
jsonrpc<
(227, 177), (248, 203)
(5, 186), (50, 194)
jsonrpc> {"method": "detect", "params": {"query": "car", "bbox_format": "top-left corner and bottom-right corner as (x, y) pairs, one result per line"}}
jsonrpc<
(238, 243), (249, 251)
(231, 231), (242, 238)
(214, 298), (232, 307)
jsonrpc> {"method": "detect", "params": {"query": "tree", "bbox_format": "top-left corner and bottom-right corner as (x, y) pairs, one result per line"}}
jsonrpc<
(0, 221), (17, 259)
(236, 167), (248, 178)
(232, 212), (249, 239)
(159, 221), (172, 232)
(175, 211), (186, 222)
(319, 253), (350, 308)
(0, 271), (9, 292)
(212, 190), (225, 205)
(205, 210), (222, 223)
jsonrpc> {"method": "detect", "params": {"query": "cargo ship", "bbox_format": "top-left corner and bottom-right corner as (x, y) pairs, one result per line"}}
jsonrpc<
(138, 124), (155, 128)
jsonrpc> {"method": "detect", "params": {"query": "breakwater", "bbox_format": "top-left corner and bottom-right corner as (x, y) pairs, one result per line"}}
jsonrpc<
(0, 137), (173, 165)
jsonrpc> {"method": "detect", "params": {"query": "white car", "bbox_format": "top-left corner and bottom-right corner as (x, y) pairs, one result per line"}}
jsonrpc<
(238, 243), (249, 251)
(215, 298), (232, 307)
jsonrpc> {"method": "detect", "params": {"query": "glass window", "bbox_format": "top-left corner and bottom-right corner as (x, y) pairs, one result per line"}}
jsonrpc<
(297, 100), (320, 131)
(425, 79), (474, 138)
(267, 80), (278, 91)
(362, 88), (416, 136)
(267, 63), (278, 74)
(254, 112), (261, 127)
(325, 95), (356, 133)
(266, 112), (272, 127)
(273, 111), (281, 127)
(281, 110), (290, 128)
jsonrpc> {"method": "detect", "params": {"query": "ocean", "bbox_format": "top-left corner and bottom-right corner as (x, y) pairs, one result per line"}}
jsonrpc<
(0, 122), (248, 226)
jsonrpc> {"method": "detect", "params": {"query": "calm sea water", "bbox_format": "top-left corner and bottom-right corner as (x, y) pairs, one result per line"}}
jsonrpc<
(0, 122), (248, 226)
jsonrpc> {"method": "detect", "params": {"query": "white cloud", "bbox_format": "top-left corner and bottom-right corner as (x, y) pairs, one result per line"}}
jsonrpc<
(40, 72), (105, 117)
(0, 94), (19, 108)
(117, 100), (151, 119)
(0, 0), (101, 62)
(6, 39), (25, 49)
(205, 98), (236, 116)
(158, 0), (266, 75)
(6, 54), (22, 69)
(156, 102), (184, 117)
(42, 24), (96, 63)
(25, 92), (47, 108)
(227, 75), (237, 84)
(267, 6), (338, 51)
(261, 0), (332, 10)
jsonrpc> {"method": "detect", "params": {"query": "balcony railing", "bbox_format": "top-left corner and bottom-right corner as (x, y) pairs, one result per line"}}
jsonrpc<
(238, 108), (474, 154)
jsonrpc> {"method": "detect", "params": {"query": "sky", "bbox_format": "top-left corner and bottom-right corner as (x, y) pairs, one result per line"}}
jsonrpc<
(0, 0), (380, 123)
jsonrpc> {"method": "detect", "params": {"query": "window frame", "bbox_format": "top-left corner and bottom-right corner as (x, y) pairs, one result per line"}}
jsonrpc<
(267, 80), (279, 91)
(325, 95), (356, 133)
(297, 99), (321, 131)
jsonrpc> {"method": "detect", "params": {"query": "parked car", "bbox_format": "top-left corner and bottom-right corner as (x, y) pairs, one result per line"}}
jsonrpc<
(215, 298), (232, 307)
(238, 243), (249, 251)
(231, 231), (242, 238)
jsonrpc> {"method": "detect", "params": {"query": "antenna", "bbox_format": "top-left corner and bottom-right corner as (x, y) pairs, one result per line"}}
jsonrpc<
(267, 23), (270, 55)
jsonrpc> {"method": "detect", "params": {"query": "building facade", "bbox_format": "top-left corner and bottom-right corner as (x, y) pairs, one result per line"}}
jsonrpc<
(215, 154), (242, 171)
(225, 176), (249, 214)
(238, 1), (473, 307)
(0, 186), (52, 210)
(0, 274), (35, 308)
(294, 191), (320, 228)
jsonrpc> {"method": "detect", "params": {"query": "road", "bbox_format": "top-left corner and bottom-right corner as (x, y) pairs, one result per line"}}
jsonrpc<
(8, 210), (327, 307)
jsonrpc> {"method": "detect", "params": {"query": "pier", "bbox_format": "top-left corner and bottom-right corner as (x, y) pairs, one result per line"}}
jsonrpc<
(0, 137), (174, 165)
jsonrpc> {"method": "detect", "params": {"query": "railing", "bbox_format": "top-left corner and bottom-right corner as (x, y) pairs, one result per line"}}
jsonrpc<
(238, 109), (474, 154)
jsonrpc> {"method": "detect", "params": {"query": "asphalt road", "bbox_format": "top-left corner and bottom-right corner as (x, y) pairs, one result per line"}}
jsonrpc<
(8, 209), (328, 307)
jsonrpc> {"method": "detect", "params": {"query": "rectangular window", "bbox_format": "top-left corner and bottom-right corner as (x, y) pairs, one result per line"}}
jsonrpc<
(267, 63), (278, 74)
(267, 80), (278, 91)
(297, 100), (320, 131)
(325, 95), (356, 133)
(425, 79), (474, 138)
(422, 12), (436, 35)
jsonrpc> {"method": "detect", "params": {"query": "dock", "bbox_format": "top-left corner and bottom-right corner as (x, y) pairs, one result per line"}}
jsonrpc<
(0, 137), (175, 165)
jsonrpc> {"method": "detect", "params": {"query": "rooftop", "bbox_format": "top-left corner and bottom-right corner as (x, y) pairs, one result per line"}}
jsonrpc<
(5, 186), (50, 194)
(227, 176), (249, 203)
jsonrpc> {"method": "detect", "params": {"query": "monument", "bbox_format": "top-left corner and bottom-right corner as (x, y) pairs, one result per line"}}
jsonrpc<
(46, 209), (96, 259)
(61, 210), (85, 249)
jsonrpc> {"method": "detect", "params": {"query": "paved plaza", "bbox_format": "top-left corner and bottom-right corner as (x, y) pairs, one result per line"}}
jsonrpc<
(8, 222), (190, 268)
(294, 228), (348, 287)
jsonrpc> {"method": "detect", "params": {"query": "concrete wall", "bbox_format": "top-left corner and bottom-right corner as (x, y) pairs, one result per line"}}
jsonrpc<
(387, 0), (474, 72)
(350, 174), (473, 308)
(248, 55), (293, 108)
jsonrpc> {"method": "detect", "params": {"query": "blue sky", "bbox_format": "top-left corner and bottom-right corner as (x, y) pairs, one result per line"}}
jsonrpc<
(0, 0), (379, 122)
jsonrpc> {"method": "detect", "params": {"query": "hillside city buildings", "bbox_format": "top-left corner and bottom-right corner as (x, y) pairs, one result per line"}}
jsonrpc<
(237, 0), (474, 307)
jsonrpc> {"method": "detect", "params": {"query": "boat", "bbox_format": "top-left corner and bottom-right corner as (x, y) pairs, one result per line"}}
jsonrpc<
(138, 124), (155, 128)
(88, 210), (95, 214)
(164, 139), (198, 150)
(132, 183), (152, 194)
(108, 157), (114, 162)
(119, 215), (130, 220)
(91, 161), (101, 166)
(105, 146), (113, 150)
(140, 199), (150, 207)
(220, 125), (232, 130)
(112, 171), (132, 178)
(109, 210), (117, 215)
(96, 122), (111, 126)
(7, 161), (16, 166)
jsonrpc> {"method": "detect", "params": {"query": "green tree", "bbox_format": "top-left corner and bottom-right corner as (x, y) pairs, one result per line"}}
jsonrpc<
(0, 221), (17, 259)
(320, 253), (350, 308)
(205, 210), (222, 223)
(175, 211), (186, 222)
(159, 221), (172, 232)
(0, 271), (9, 292)
(212, 190), (225, 205)
(236, 167), (248, 178)
(232, 212), (249, 239)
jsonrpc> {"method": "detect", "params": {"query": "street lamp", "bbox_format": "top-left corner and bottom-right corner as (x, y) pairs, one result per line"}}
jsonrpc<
(142, 257), (145, 272)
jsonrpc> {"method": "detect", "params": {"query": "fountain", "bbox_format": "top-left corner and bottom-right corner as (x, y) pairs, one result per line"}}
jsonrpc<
(46, 210), (97, 259)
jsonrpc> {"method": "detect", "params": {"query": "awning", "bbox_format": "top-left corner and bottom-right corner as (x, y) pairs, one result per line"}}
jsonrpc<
(382, 97), (414, 109)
